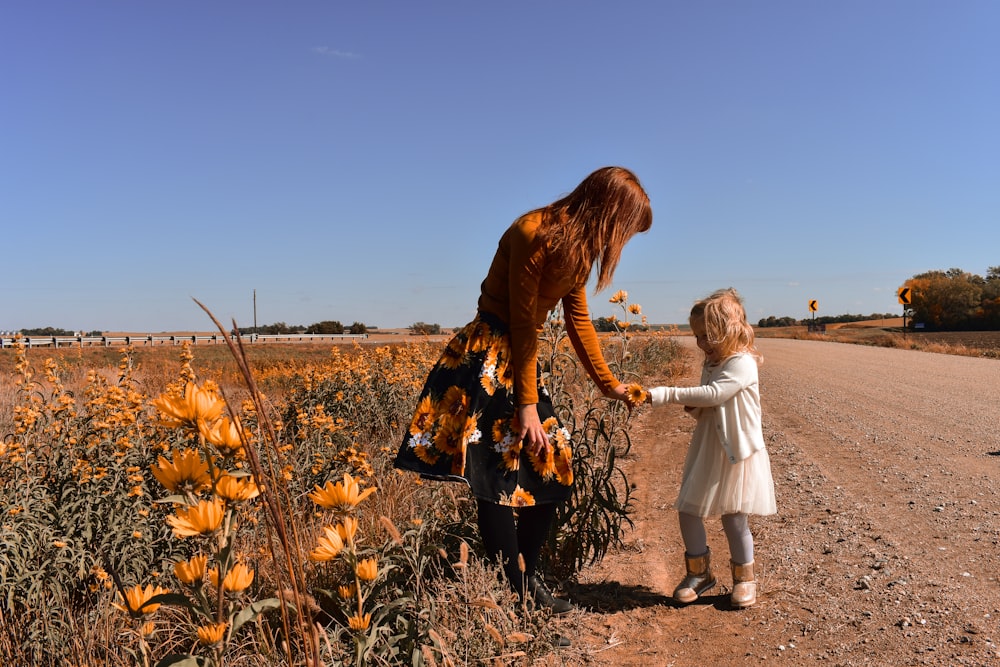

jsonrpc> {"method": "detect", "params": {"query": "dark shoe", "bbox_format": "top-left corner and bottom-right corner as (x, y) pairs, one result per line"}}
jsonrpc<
(527, 575), (574, 614)
(673, 548), (717, 604)
(553, 634), (572, 647)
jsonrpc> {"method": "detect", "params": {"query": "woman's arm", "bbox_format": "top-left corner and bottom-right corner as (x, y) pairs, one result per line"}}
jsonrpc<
(562, 284), (620, 396)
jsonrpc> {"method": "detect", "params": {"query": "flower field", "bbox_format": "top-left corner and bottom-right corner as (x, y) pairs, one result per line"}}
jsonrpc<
(0, 299), (681, 666)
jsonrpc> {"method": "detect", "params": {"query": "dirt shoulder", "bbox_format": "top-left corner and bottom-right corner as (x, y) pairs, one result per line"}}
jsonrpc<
(546, 337), (1000, 666)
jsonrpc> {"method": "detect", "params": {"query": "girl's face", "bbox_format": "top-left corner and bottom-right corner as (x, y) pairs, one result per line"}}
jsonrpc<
(691, 317), (721, 363)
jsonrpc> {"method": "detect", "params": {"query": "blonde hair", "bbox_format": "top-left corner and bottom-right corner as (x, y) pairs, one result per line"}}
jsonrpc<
(537, 166), (652, 291)
(690, 288), (760, 361)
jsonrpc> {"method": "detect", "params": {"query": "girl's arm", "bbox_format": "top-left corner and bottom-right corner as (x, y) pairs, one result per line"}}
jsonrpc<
(647, 355), (756, 408)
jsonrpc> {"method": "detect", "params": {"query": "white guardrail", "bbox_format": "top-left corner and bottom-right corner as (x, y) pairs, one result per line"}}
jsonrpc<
(0, 333), (369, 349)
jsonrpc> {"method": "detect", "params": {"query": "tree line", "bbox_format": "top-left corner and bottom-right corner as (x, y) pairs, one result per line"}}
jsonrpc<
(13, 266), (998, 337)
(756, 266), (1000, 331)
(904, 266), (1000, 330)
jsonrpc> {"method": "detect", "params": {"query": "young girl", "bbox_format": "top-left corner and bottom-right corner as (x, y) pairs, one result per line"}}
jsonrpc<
(645, 288), (775, 608)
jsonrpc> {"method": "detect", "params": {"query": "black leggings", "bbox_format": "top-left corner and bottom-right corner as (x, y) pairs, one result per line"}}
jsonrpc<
(476, 499), (556, 594)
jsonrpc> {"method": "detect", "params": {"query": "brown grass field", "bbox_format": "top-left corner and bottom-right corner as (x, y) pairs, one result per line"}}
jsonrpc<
(754, 317), (1000, 357)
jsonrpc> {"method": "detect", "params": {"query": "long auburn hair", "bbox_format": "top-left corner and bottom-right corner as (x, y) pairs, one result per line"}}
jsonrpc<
(691, 288), (761, 362)
(536, 166), (652, 291)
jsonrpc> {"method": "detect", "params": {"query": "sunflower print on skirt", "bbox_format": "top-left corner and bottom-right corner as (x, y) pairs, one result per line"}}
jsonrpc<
(394, 311), (575, 507)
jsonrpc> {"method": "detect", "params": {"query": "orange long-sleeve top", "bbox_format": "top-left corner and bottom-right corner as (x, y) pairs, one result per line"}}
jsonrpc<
(477, 211), (620, 405)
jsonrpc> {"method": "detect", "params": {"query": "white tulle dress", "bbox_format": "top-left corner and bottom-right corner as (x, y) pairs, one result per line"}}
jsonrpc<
(648, 352), (776, 517)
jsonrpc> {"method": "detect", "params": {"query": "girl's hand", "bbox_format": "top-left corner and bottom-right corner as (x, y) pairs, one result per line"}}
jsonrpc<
(517, 403), (550, 457)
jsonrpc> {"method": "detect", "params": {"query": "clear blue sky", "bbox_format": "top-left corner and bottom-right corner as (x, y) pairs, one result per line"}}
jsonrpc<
(3, 1), (998, 333)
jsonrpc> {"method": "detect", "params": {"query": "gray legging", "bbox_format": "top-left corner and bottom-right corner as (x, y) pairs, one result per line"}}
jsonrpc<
(678, 511), (754, 565)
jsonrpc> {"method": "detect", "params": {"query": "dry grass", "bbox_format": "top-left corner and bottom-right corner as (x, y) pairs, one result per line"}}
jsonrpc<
(755, 318), (1000, 358)
(0, 322), (682, 666)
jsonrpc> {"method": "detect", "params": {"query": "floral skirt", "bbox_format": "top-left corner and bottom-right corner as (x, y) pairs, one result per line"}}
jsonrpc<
(393, 311), (573, 507)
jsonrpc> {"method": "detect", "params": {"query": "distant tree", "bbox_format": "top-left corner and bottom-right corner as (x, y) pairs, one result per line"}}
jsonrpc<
(905, 269), (983, 330)
(255, 322), (303, 335)
(757, 316), (799, 328)
(409, 322), (441, 335)
(982, 267), (1000, 328)
(593, 317), (617, 333)
(307, 320), (345, 335)
(348, 321), (367, 335)
(21, 327), (74, 336)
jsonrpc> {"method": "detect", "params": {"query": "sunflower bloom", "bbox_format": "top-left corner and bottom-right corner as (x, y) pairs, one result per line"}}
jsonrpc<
(609, 289), (628, 304)
(151, 382), (225, 430)
(112, 584), (169, 616)
(348, 613), (371, 631)
(214, 473), (260, 502)
(197, 621), (227, 646)
(626, 383), (648, 407)
(166, 498), (225, 538)
(200, 416), (244, 456)
(151, 448), (211, 494)
(209, 562), (255, 593)
(628, 303), (642, 315)
(355, 557), (379, 581)
(174, 554), (208, 585)
(308, 473), (376, 511)
(309, 525), (344, 562)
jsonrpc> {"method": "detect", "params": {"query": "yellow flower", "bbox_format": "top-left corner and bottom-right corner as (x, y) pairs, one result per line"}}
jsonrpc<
(355, 557), (379, 581)
(166, 498), (226, 538)
(174, 554), (208, 585)
(628, 303), (642, 315)
(308, 473), (376, 511)
(53, 540), (67, 548)
(338, 584), (356, 599)
(209, 562), (255, 593)
(214, 473), (260, 502)
(196, 621), (227, 646)
(151, 448), (211, 494)
(112, 583), (169, 616)
(151, 382), (225, 430)
(335, 517), (359, 543)
(140, 621), (156, 637)
(200, 415), (244, 456)
(309, 525), (344, 562)
(626, 383), (648, 407)
(348, 613), (371, 631)
(609, 289), (628, 304)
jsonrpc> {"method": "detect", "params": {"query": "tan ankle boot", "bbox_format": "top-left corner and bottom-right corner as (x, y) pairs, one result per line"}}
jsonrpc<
(673, 549), (716, 603)
(730, 560), (756, 608)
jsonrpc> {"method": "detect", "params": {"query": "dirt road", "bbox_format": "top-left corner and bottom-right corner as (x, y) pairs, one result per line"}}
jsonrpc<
(554, 337), (1000, 666)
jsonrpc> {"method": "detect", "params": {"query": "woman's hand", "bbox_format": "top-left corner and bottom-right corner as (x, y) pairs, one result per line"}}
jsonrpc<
(607, 383), (642, 413)
(517, 403), (550, 457)
(606, 384), (630, 403)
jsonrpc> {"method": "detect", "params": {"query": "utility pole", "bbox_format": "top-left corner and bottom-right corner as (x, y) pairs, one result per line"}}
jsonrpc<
(253, 289), (258, 335)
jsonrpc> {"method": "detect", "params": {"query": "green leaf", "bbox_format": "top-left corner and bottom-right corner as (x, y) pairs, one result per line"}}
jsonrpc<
(230, 597), (281, 634)
(148, 592), (195, 610)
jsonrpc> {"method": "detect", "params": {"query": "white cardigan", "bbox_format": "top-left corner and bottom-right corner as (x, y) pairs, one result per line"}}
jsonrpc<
(648, 352), (765, 463)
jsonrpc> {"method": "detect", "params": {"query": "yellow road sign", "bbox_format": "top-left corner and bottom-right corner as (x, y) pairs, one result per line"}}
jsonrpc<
(808, 300), (818, 312)
(898, 287), (911, 305)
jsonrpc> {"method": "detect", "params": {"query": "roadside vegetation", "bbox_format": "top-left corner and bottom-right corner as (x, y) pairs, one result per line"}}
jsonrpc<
(0, 293), (682, 666)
